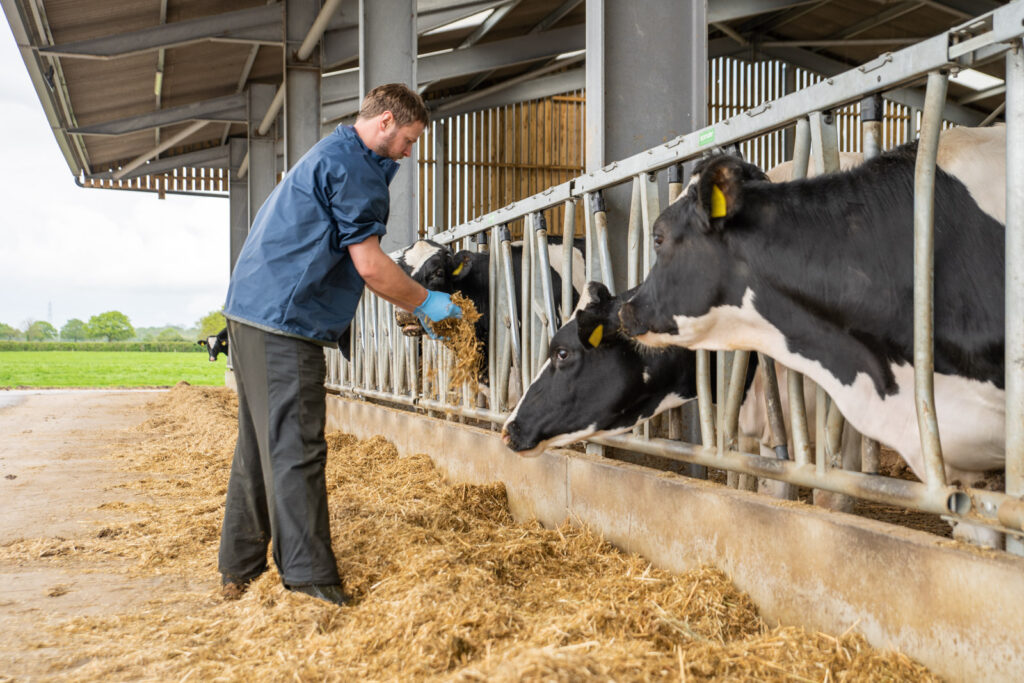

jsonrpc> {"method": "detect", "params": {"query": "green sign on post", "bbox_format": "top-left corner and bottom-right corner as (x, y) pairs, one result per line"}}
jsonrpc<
(698, 128), (715, 146)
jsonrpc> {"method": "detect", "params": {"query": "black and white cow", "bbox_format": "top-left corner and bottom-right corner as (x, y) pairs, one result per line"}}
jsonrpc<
(393, 237), (587, 363)
(501, 281), (858, 502)
(197, 328), (228, 361)
(618, 137), (1006, 494)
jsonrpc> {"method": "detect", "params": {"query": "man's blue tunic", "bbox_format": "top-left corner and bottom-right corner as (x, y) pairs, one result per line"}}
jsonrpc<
(224, 125), (399, 345)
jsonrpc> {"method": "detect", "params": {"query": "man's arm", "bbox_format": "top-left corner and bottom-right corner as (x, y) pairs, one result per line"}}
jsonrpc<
(348, 236), (427, 311)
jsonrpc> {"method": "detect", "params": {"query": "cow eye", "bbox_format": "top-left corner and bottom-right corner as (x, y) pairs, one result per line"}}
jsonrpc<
(554, 347), (569, 362)
(653, 231), (664, 248)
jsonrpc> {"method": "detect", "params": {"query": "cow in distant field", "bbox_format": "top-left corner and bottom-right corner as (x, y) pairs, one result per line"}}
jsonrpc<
(198, 328), (228, 361)
(617, 131), (1007, 542)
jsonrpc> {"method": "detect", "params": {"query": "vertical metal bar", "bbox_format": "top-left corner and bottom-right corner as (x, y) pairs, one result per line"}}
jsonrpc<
(786, 118), (813, 467)
(792, 117), (811, 179)
(1006, 43), (1024, 556)
(561, 199), (576, 324)
(723, 350), (750, 451)
(583, 191), (594, 282)
(913, 70), (949, 489)
(590, 191), (616, 293)
(534, 213), (558, 342)
(489, 225), (499, 412)
(640, 171), (660, 277)
(697, 350), (715, 449)
(520, 216), (534, 386)
(861, 94), (884, 161)
(627, 177), (643, 288)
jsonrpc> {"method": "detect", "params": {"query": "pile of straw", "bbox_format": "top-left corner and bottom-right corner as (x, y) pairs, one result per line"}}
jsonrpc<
(430, 291), (484, 389)
(8, 385), (938, 681)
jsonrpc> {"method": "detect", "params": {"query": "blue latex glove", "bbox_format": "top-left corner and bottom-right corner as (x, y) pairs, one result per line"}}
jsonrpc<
(414, 290), (463, 340)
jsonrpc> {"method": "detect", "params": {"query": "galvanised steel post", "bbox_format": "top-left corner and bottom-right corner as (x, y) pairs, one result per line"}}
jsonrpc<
(488, 226), (499, 414)
(561, 199), (576, 324)
(499, 225), (522, 390)
(913, 70), (948, 490)
(627, 178), (642, 288)
(520, 215), (534, 386)
(859, 93), (884, 476)
(668, 163), (685, 203)
(533, 213), (558, 343)
(590, 191), (616, 293)
(787, 117), (813, 468)
(1006, 42), (1024, 557)
(639, 172), (659, 277)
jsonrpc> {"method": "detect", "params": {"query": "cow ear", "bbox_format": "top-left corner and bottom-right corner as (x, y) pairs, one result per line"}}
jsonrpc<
(698, 156), (744, 230)
(576, 310), (605, 349)
(451, 251), (472, 280)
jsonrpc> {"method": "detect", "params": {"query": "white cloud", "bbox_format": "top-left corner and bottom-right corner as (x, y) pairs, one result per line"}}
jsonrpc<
(0, 18), (229, 330)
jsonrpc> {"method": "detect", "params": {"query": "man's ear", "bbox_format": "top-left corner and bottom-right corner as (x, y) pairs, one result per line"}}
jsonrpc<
(451, 251), (473, 281)
(697, 155), (745, 230)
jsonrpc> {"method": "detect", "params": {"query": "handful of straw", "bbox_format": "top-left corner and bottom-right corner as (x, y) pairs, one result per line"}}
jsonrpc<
(430, 291), (484, 388)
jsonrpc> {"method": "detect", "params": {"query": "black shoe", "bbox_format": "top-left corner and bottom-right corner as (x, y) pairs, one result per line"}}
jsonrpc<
(285, 583), (352, 606)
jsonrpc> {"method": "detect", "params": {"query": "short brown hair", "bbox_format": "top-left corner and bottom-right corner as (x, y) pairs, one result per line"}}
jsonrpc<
(358, 83), (429, 127)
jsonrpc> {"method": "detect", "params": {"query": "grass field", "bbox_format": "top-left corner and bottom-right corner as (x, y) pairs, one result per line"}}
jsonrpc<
(0, 351), (227, 388)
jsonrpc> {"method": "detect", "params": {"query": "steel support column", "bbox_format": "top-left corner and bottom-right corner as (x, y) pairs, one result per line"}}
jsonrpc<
(229, 137), (249, 271)
(1005, 43), (1024, 557)
(360, 0), (418, 252)
(585, 0), (705, 292)
(247, 83), (279, 226)
(285, 0), (322, 170)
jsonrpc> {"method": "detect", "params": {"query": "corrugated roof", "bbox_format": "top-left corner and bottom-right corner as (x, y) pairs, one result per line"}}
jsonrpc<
(2, 0), (1009, 197)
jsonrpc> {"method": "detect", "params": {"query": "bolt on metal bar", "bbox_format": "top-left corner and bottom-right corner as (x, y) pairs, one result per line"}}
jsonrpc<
(914, 70), (949, 489)
(1006, 42), (1024, 557)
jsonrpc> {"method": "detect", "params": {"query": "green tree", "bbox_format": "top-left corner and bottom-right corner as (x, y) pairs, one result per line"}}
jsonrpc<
(87, 311), (135, 342)
(0, 323), (21, 340)
(197, 310), (227, 338)
(60, 318), (88, 341)
(156, 327), (185, 342)
(26, 320), (58, 342)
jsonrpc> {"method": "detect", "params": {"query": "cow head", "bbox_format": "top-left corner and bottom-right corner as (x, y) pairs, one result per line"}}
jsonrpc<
(501, 281), (697, 457)
(619, 154), (767, 347)
(393, 239), (472, 335)
(197, 328), (228, 361)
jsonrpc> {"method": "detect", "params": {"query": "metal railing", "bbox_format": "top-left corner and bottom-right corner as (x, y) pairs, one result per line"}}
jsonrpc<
(325, 2), (1024, 553)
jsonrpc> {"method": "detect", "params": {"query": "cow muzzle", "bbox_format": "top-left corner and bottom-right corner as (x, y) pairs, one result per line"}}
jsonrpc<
(500, 420), (542, 457)
(394, 310), (424, 337)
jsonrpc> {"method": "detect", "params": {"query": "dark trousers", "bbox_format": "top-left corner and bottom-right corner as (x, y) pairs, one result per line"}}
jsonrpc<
(218, 320), (340, 587)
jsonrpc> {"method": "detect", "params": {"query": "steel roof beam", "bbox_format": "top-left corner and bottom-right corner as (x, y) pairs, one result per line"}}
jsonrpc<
(430, 67), (584, 118)
(69, 92), (247, 136)
(708, 0), (821, 23)
(87, 144), (229, 181)
(762, 45), (987, 125)
(38, 3), (283, 60)
(322, 0), (506, 68)
(920, 0), (1001, 20)
(322, 25), (584, 104)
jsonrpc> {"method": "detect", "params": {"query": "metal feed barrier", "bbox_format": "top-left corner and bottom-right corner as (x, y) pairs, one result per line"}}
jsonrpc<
(326, 2), (1024, 555)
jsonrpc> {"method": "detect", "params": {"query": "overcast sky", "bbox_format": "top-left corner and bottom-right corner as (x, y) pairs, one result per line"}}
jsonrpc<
(0, 18), (229, 332)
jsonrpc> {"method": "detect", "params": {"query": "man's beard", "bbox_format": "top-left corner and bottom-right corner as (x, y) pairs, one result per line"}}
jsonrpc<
(374, 129), (399, 160)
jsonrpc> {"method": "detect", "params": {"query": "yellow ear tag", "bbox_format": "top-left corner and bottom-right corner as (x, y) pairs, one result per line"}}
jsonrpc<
(452, 262), (464, 276)
(588, 324), (603, 348)
(710, 184), (728, 218)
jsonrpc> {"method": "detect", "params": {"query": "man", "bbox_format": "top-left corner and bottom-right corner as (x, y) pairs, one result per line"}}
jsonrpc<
(219, 84), (460, 606)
